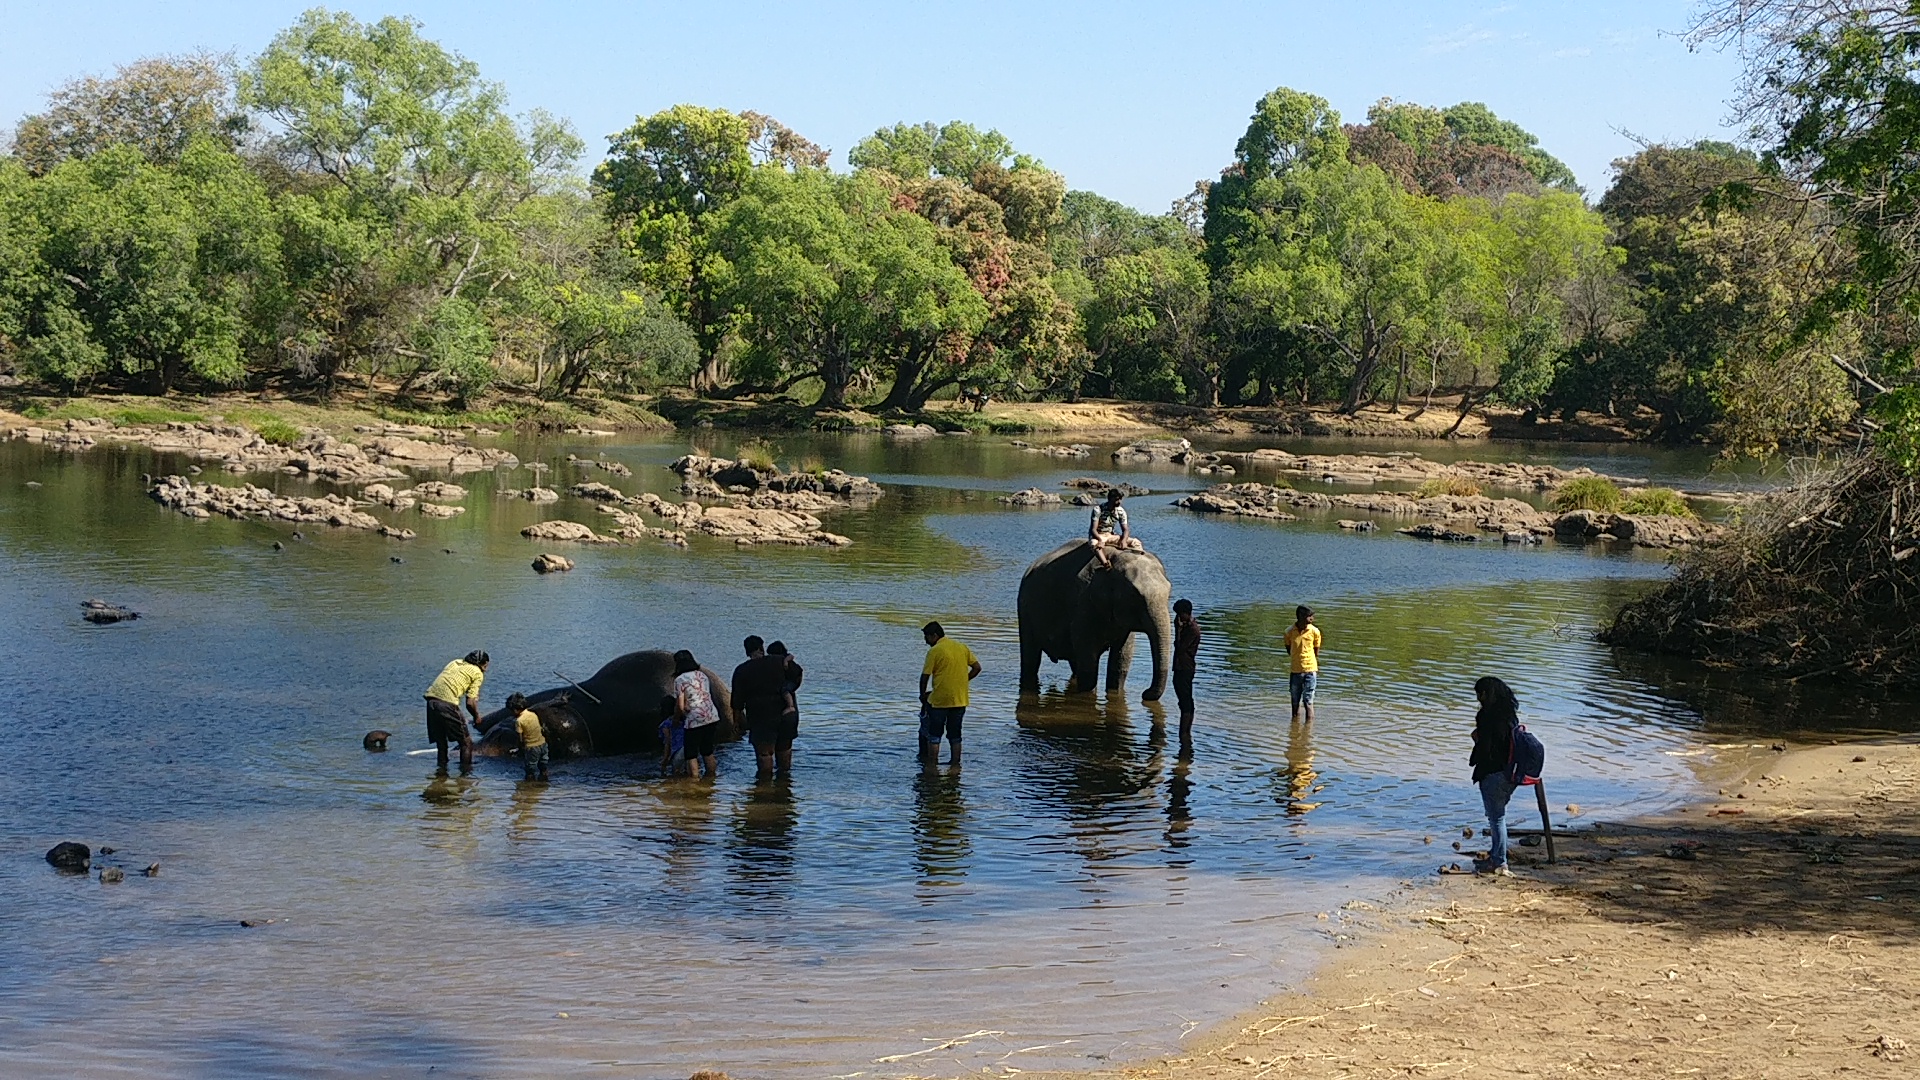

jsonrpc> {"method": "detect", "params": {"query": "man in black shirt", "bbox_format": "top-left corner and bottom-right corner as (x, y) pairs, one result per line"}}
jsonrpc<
(732, 635), (795, 780)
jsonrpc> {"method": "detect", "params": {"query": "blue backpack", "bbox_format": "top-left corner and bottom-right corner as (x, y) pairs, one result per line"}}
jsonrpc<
(1507, 723), (1545, 786)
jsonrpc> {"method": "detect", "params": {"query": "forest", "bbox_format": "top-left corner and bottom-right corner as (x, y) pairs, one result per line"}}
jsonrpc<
(0, 5), (1912, 453)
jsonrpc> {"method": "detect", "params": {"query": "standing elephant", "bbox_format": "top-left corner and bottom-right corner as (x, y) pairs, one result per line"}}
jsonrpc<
(1018, 540), (1173, 702)
(475, 650), (734, 760)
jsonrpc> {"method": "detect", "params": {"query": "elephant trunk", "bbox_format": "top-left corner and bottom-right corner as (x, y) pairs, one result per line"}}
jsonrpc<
(1142, 598), (1172, 703)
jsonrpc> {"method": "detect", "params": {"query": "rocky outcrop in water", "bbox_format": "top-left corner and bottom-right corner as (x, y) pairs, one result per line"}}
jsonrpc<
(1210, 447), (1646, 490)
(624, 493), (850, 547)
(531, 552), (575, 573)
(499, 487), (560, 502)
(149, 476), (416, 538)
(1173, 481), (1719, 549)
(1012, 441), (1093, 458)
(1000, 488), (1064, 506)
(45, 842), (90, 872)
(1111, 438), (1193, 465)
(8, 419), (521, 482)
(80, 599), (139, 624)
(520, 520), (617, 544)
(568, 454), (632, 477)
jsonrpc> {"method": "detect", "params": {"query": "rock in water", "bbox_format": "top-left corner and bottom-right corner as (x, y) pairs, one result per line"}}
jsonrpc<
(363, 730), (392, 751)
(46, 842), (90, 872)
(80, 600), (139, 624)
(99, 867), (125, 883)
(531, 552), (575, 574)
(144, 863), (161, 877)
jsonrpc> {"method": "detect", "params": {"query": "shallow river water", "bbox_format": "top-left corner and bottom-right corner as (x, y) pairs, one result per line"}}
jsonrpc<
(1, 429), (1911, 1079)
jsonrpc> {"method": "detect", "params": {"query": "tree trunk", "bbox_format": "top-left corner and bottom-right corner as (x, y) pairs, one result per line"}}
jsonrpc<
(879, 354), (924, 412)
(818, 348), (852, 408)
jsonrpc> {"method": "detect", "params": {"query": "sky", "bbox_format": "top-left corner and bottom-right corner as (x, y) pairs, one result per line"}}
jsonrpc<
(0, 1), (1750, 212)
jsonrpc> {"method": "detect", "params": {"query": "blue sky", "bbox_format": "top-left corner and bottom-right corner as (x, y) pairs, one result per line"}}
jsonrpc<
(2, 1), (1746, 211)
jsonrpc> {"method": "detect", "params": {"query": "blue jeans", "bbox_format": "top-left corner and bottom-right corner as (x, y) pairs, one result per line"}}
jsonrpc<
(1289, 672), (1317, 710)
(522, 743), (550, 777)
(1479, 773), (1517, 867)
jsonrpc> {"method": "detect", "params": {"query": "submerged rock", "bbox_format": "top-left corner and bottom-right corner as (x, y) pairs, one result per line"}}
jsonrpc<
(363, 730), (392, 751)
(99, 867), (125, 883)
(80, 599), (139, 624)
(531, 552), (575, 574)
(500, 487), (560, 502)
(1399, 523), (1480, 543)
(45, 842), (90, 872)
(999, 487), (1063, 507)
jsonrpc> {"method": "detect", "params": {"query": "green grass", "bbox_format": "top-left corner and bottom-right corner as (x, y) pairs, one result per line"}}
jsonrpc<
(736, 438), (780, 471)
(1415, 475), (1483, 498)
(1621, 487), (1697, 518)
(19, 400), (206, 426)
(253, 419), (303, 446)
(1548, 476), (1625, 513)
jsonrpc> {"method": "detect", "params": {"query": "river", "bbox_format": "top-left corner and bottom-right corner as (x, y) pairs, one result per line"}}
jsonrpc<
(0, 429), (1909, 1078)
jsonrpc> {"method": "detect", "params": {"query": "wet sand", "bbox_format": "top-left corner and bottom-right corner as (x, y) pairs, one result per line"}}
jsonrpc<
(1000, 738), (1920, 1080)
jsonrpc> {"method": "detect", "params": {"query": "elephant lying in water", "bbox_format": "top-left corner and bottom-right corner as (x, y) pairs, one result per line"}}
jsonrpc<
(1018, 539), (1173, 702)
(475, 650), (735, 759)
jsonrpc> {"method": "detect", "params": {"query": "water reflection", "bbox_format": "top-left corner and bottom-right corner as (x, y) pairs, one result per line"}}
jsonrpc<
(911, 769), (970, 894)
(1164, 748), (1195, 855)
(1280, 720), (1321, 817)
(419, 770), (483, 855)
(727, 779), (800, 903)
(507, 777), (549, 841)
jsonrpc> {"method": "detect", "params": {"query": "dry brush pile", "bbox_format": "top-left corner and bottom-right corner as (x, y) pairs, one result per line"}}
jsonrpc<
(1605, 454), (1920, 685)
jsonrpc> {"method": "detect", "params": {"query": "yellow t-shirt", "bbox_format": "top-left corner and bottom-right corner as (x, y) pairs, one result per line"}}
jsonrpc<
(1283, 624), (1322, 674)
(514, 709), (545, 750)
(424, 659), (485, 705)
(922, 637), (979, 709)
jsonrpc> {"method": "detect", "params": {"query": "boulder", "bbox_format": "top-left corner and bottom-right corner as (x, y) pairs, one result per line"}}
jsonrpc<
(1061, 478), (1151, 495)
(1399, 523), (1480, 542)
(80, 599), (139, 624)
(570, 482), (629, 502)
(531, 553), (575, 574)
(1336, 519), (1378, 532)
(999, 487), (1063, 506)
(363, 730), (392, 751)
(408, 481), (468, 501)
(1111, 438), (1192, 465)
(568, 454), (632, 477)
(500, 487), (560, 502)
(417, 503), (464, 518)
(362, 436), (518, 473)
(883, 423), (938, 438)
(45, 842), (90, 872)
(149, 476), (415, 538)
(521, 521), (617, 544)
(1021, 443), (1093, 458)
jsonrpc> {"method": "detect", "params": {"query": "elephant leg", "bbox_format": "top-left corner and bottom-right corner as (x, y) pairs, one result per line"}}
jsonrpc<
(1070, 644), (1102, 694)
(1020, 625), (1043, 693)
(1107, 634), (1135, 691)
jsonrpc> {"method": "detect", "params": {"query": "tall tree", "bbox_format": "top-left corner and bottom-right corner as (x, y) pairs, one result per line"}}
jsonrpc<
(11, 52), (244, 175)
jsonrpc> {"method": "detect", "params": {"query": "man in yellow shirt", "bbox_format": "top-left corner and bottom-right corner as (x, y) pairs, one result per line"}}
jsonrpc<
(1282, 606), (1322, 724)
(423, 650), (489, 771)
(919, 622), (981, 768)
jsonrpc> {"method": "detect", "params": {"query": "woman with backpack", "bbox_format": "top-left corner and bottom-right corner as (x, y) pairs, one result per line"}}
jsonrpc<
(1469, 675), (1524, 877)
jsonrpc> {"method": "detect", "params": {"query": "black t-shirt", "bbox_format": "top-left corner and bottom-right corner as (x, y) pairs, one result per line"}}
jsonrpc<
(731, 655), (789, 724)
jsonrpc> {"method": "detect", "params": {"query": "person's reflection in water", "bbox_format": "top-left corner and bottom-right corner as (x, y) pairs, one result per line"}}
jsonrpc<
(1164, 745), (1195, 853)
(726, 778), (800, 905)
(419, 768), (483, 856)
(1280, 719), (1321, 817)
(910, 768), (971, 896)
(656, 775), (718, 896)
(506, 776), (547, 842)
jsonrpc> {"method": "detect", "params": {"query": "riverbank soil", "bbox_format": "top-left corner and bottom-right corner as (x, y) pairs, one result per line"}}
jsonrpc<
(926, 398), (1507, 438)
(1014, 741), (1920, 1080)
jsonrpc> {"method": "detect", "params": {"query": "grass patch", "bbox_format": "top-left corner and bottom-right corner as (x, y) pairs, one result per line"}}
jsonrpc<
(737, 438), (780, 471)
(1415, 475), (1482, 497)
(1548, 476), (1625, 513)
(1622, 487), (1697, 518)
(253, 419), (303, 446)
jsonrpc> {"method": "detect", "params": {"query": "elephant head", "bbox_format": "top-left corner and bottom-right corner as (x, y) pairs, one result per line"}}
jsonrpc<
(1018, 540), (1173, 702)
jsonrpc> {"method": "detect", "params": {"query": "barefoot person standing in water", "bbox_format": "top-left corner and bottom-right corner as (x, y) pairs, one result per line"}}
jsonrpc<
(1283, 606), (1321, 724)
(919, 622), (980, 768)
(423, 650), (488, 772)
(1173, 598), (1201, 748)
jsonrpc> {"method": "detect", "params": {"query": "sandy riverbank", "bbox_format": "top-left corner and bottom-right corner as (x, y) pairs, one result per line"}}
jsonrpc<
(997, 738), (1920, 1080)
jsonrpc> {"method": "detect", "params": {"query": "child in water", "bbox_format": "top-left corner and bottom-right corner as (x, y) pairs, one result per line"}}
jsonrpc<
(508, 693), (548, 782)
(657, 695), (689, 777)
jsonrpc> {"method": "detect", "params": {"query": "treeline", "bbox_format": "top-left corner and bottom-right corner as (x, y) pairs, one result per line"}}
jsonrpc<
(0, 7), (1894, 450)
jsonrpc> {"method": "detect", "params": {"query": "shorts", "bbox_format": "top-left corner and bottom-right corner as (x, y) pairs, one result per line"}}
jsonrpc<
(919, 705), (965, 744)
(748, 714), (798, 749)
(1173, 669), (1195, 713)
(426, 698), (470, 746)
(1289, 671), (1317, 709)
(684, 721), (721, 757)
(522, 743), (549, 772)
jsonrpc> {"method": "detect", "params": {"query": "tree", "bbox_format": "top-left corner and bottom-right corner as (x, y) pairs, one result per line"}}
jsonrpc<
(15, 141), (282, 392)
(11, 52), (243, 174)
(1438, 102), (1579, 191)
(240, 8), (580, 393)
(1348, 98), (1555, 199)
(848, 120), (1015, 181)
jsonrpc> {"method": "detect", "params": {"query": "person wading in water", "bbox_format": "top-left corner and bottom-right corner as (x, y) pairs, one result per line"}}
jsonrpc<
(423, 650), (488, 772)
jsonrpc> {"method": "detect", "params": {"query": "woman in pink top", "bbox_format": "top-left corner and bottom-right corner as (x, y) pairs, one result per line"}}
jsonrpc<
(674, 650), (721, 778)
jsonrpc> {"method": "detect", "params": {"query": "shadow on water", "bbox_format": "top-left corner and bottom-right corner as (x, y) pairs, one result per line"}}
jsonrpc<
(911, 768), (970, 893)
(727, 778), (801, 905)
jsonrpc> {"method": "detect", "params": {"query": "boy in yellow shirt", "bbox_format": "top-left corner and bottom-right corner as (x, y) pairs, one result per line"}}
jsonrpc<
(918, 621), (981, 767)
(507, 693), (548, 782)
(1283, 606), (1323, 724)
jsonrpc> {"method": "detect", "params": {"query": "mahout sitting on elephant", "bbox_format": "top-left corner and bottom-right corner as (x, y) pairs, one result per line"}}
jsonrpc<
(475, 650), (734, 760)
(1017, 539), (1172, 702)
